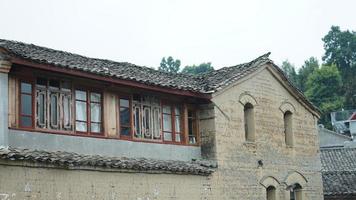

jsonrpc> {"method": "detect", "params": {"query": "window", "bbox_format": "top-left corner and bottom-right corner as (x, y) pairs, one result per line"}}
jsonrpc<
(284, 111), (293, 146)
(188, 109), (198, 144)
(119, 97), (131, 137)
(162, 105), (182, 143)
(20, 81), (33, 128)
(244, 103), (255, 142)
(75, 90), (102, 134)
(133, 95), (161, 140)
(290, 184), (302, 200)
(35, 78), (73, 130)
(266, 186), (276, 200)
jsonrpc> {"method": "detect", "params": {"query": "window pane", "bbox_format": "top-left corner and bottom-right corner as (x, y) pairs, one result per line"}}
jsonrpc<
(21, 82), (32, 93)
(76, 101), (87, 121)
(91, 123), (101, 133)
(120, 107), (130, 125)
(36, 78), (47, 86)
(90, 92), (101, 102)
(75, 90), (87, 101)
(37, 92), (45, 125)
(21, 116), (32, 127)
(175, 116), (181, 133)
(90, 103), (101, 123)
(134, 107), (141, 137)
(49, 80), (60, 88)
(50, 94), (58, 126)
(163, 114), (172, 132)
(76, 121), (87, 132)
(175, 133), (181, 142)
(152, 108), (161, 138)
(61, 81), (71, 91)
(164, 132), (172, 141)
(63, 95), (71, 127)
(175, 107), (181, 115)
(121, 127), (131, 136)
(120, 99), (129, 107)
(162, 105), (171, 114)
(21, 94), (32, 115)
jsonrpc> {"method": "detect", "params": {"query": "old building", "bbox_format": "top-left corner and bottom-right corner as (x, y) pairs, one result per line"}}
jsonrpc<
(0, 39), (324, 200)
(321, 147), (356, 200)
(319, 125), (352, 148)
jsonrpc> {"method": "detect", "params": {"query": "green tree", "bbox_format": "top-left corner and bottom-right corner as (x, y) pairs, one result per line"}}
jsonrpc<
(182, 62), (214, 75)
(159, 56), (181, 73)
(298, 57), (319, 92)
(281, 60), (299, 88)
(322, 26), (356, 108)
(305, 65), (344, 128)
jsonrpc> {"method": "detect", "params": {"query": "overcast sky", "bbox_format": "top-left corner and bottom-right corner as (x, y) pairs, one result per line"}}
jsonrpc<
(1, 0), (355, 70)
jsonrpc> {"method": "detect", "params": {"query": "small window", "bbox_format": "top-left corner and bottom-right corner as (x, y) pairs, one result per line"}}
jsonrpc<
(290, 184), (302, 200)
(163, 105), (173, 141)
(188, 109), (198, 144)
(244, 103), (255, 142)
(20, 81), (33, 128)
(75, 90), (102, 134)
(284, 111), (293, 146)
(119, 98), (131, 137)
(267, 186), (276, 200)
(174, 107), (182, 142)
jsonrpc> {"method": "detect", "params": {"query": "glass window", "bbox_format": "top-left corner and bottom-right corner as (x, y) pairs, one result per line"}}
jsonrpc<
(20, 82), (33, 128)
(90, 93), (101, 134)
(163, 105), (172, 141)
(119, 98), (131, 137)
(174, 107), (182, 142)
(75, 90), (87, 132)
(50, 93), (59, 128)
(188, 110), (197, 144)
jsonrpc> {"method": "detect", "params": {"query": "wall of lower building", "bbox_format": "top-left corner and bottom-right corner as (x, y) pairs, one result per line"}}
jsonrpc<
(208, 66), (324, 199)
(318, 127), (351, 148)
(0, 162), (214, 200)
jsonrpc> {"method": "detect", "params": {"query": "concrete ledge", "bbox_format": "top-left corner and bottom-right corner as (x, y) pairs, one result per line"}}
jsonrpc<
(8, 129), (201, 161)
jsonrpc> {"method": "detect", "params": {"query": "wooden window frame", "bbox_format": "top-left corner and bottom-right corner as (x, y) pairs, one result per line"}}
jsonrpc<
(186, 106), (199, 145)
(161, 102), (184, 144)
(74, 87), (104, 136)
(117, 95), (133, 140)
(19, 79), (35, 128)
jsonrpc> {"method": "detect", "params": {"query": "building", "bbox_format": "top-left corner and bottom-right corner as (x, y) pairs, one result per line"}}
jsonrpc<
(321, 147), (356, 200)
(0, 39), (324, 200)
(318, 125), (352, 148)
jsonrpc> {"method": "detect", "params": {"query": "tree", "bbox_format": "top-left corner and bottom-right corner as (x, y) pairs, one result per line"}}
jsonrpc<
(305, 65), (344, 128)
(159, 56), (181, 73)
(322, 26), (356, 109)
(298, 57), (319, 92)
(182, 62), (214, 75)
(281, 60), (299, 88)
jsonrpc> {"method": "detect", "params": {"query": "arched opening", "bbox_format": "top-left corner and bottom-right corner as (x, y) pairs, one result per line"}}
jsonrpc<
(289, 183), (302, 200)
(244, 103), (255, 142)
(284, 111), (293, 146)
(266, 186), (277, 200)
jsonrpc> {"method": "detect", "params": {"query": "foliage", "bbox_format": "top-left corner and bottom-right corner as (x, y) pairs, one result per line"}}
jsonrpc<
(322, 26), (356, 109)
(159, 56), (181, 73)
(281, 60), (299, 88)
(297, 57), (319, 92)
(182, 62), (214, 75)
(305, 65), (344, 128)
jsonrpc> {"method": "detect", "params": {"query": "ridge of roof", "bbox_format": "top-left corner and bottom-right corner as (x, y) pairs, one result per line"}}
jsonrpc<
(0, 147), (216, 176)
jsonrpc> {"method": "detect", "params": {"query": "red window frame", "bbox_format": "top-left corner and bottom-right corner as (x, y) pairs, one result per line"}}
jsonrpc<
(19, 80), (34, 128)
(74, 88), (104, 136)
(118, 95), (132, 139)
(161, 102), (183, 144)
(187, 108), (199, 145)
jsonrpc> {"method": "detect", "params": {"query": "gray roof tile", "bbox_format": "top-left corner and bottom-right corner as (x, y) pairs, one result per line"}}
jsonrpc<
(0, 147), (216, 176)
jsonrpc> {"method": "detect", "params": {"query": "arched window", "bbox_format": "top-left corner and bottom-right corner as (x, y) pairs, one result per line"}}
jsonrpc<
(284, 111), (293, 146)
(244, 103), (255, 142)
(290, 183), (302, 200)
(266, 186), (277, 200)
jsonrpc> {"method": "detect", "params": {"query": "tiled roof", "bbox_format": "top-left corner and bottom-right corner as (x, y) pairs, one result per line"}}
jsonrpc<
(321, 148), (356, 196)
(0, 147), (216, 176)
(0, 39), (270, 93)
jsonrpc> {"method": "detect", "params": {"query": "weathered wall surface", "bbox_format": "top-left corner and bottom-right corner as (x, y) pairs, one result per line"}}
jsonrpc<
(0, 162), (214, 200)
(208, 66), (324, 199)
(318, 127), (351, 148)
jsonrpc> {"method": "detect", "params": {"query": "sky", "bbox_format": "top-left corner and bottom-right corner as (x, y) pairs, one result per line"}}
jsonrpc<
(0, 0), (355, 70)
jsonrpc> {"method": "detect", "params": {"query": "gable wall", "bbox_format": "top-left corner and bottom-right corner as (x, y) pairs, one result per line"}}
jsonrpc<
(209, 66), (324, 199)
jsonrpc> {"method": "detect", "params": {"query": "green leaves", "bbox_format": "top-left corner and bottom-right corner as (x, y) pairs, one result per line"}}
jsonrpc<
(159, 56), (181, 74)
(182, 62), (214, 75)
